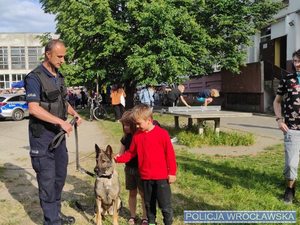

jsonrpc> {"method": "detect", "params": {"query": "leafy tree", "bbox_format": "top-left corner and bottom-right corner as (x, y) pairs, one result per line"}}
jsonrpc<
(40, 0), (281, 105)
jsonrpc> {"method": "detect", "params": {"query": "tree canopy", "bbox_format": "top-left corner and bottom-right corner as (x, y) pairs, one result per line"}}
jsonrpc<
(40, 0), (281, 87)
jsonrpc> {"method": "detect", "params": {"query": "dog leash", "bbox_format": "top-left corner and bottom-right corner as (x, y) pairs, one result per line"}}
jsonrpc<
(48, 117), (78, 151)
(48, 117), (95, 177)
(73, 118), (95, 177)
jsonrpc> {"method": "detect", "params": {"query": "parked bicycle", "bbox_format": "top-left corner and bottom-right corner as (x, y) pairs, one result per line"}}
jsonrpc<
(88, 95), (108, 121)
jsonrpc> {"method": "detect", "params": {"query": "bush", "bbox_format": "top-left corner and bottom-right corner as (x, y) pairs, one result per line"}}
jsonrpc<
(177, 127), (254, 147)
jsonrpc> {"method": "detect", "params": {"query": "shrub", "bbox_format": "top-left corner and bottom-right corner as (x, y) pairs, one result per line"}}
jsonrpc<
(177, 127), (254, 147)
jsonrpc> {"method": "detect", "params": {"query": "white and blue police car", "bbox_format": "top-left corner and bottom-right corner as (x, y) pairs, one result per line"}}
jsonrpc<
(0, 93), (29, 121)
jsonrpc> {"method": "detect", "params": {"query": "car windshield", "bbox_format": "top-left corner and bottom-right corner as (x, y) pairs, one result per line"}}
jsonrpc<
(0, 97), (5, 102)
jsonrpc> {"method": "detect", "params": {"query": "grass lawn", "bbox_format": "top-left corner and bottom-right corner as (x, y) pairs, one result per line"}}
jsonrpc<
(77, 111), (298, 225)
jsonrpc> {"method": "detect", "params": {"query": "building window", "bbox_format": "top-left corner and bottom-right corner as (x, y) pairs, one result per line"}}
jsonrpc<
(282, 0), (289, 5)
(0, 74), (10, 89)
(11, 47), (25, 69)
(12, 74), (26, 82)
(260, 26), (271, 43)
(0, 47), (8, 70)
(28, 47), (43, 69)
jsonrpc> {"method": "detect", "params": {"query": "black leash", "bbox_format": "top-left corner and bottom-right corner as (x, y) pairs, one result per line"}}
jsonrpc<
(48, 117), (78, 151)
(48, 117), (95, 178)
(73, 119), (95, 177)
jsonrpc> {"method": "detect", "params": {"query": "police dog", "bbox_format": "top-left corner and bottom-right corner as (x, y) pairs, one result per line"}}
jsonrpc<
(94, 144), (121, 225)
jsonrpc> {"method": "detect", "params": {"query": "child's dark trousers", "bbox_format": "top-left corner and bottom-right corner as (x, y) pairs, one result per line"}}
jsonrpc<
(142, 179), (173, 225)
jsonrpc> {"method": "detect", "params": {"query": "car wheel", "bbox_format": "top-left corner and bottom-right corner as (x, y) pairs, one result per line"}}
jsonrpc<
(12, 109), (24, 121)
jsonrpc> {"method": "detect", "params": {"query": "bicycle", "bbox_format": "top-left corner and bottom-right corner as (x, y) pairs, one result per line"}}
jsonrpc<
(88, 95), (108, 121)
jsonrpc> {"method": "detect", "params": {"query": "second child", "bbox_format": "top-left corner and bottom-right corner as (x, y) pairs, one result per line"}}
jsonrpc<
(115, 104), (177, 225)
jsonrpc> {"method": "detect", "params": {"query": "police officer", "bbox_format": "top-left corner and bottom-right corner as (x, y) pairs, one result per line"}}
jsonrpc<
(24, 39), (82, 225)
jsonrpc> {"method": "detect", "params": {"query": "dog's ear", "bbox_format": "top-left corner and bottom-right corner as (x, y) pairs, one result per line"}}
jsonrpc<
(105, 145), (113, 159)
(95, 144), (101, 158)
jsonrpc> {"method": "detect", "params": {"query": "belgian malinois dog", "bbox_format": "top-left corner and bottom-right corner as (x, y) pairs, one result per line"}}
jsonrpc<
(94, 144), (121, 225)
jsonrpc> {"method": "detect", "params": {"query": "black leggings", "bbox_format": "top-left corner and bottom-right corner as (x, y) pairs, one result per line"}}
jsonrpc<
(142, 179), (173, 225)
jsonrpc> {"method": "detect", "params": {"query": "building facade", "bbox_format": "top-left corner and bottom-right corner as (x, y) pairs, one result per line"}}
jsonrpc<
(247, 0), (300, 70)
(0, 33), (57, 90)
(184, 0), (300, 113)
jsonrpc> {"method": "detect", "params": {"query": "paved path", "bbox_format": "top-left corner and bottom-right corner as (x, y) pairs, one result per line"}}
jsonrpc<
(0, 118), (108, 170)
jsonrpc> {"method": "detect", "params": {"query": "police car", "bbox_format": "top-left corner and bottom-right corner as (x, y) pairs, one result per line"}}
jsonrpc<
(0, 93), (29, 121)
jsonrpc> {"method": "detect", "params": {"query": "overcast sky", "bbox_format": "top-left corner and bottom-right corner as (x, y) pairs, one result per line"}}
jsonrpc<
(0, 0), (56, 33)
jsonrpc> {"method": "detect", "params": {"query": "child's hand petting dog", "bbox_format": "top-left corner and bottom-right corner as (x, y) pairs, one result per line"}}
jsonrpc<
(114, 154), (120, 162)
(168, 175), (176, 184)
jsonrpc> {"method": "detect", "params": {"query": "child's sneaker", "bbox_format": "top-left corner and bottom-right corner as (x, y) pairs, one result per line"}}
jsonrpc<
(171, 137), (178, 143)
(284, 187), (294, 204)
(141, 218), (148, 225)
(128, 217), (137, 225)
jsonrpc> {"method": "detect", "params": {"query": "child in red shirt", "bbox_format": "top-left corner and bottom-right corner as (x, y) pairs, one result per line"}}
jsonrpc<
(115, 104), (177, 225)
(119, 110), (147, 225)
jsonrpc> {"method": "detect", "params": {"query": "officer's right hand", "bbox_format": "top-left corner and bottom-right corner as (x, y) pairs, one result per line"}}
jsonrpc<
(60, 121), (73, 136)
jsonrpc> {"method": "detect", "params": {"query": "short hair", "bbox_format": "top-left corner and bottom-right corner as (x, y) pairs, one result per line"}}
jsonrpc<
(120, 110), (137, 134)
(292, 49), (300, 72)
(45, 39), (65, 52)
(178, 84), (185, 93)
(211, 89), (220, 97)
(292, 49), (300, 59)
(132, 104), (152, 121)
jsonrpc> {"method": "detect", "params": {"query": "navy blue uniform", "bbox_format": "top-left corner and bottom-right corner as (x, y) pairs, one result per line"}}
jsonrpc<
(25, 64), (68, 225)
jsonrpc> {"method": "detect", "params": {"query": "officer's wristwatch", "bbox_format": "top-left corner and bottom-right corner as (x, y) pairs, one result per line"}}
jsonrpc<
(276, 117), (283, 122)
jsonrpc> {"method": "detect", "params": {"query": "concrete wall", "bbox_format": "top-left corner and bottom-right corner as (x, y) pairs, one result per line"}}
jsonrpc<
(221, 62), (263, 94)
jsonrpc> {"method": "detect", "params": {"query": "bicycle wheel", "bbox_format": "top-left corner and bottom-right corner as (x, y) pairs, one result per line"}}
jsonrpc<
(93, 106), (108, 120)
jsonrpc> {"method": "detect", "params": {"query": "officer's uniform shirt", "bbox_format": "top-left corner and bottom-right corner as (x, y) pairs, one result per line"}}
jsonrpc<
(25, 64), (62, 103)
(25, 64), (64, 157)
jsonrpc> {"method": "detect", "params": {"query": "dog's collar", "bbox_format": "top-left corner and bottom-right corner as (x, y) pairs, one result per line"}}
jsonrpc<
(97, 174), (113, 179)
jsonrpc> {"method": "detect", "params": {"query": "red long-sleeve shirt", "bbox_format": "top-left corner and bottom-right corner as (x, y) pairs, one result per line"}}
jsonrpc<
(115, 126), (177, 180)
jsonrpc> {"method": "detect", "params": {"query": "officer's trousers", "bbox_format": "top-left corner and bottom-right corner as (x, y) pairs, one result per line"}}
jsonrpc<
(31, 139), (68, 225)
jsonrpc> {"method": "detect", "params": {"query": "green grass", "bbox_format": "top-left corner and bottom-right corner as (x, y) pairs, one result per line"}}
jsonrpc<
(172, 145), (298, 225)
